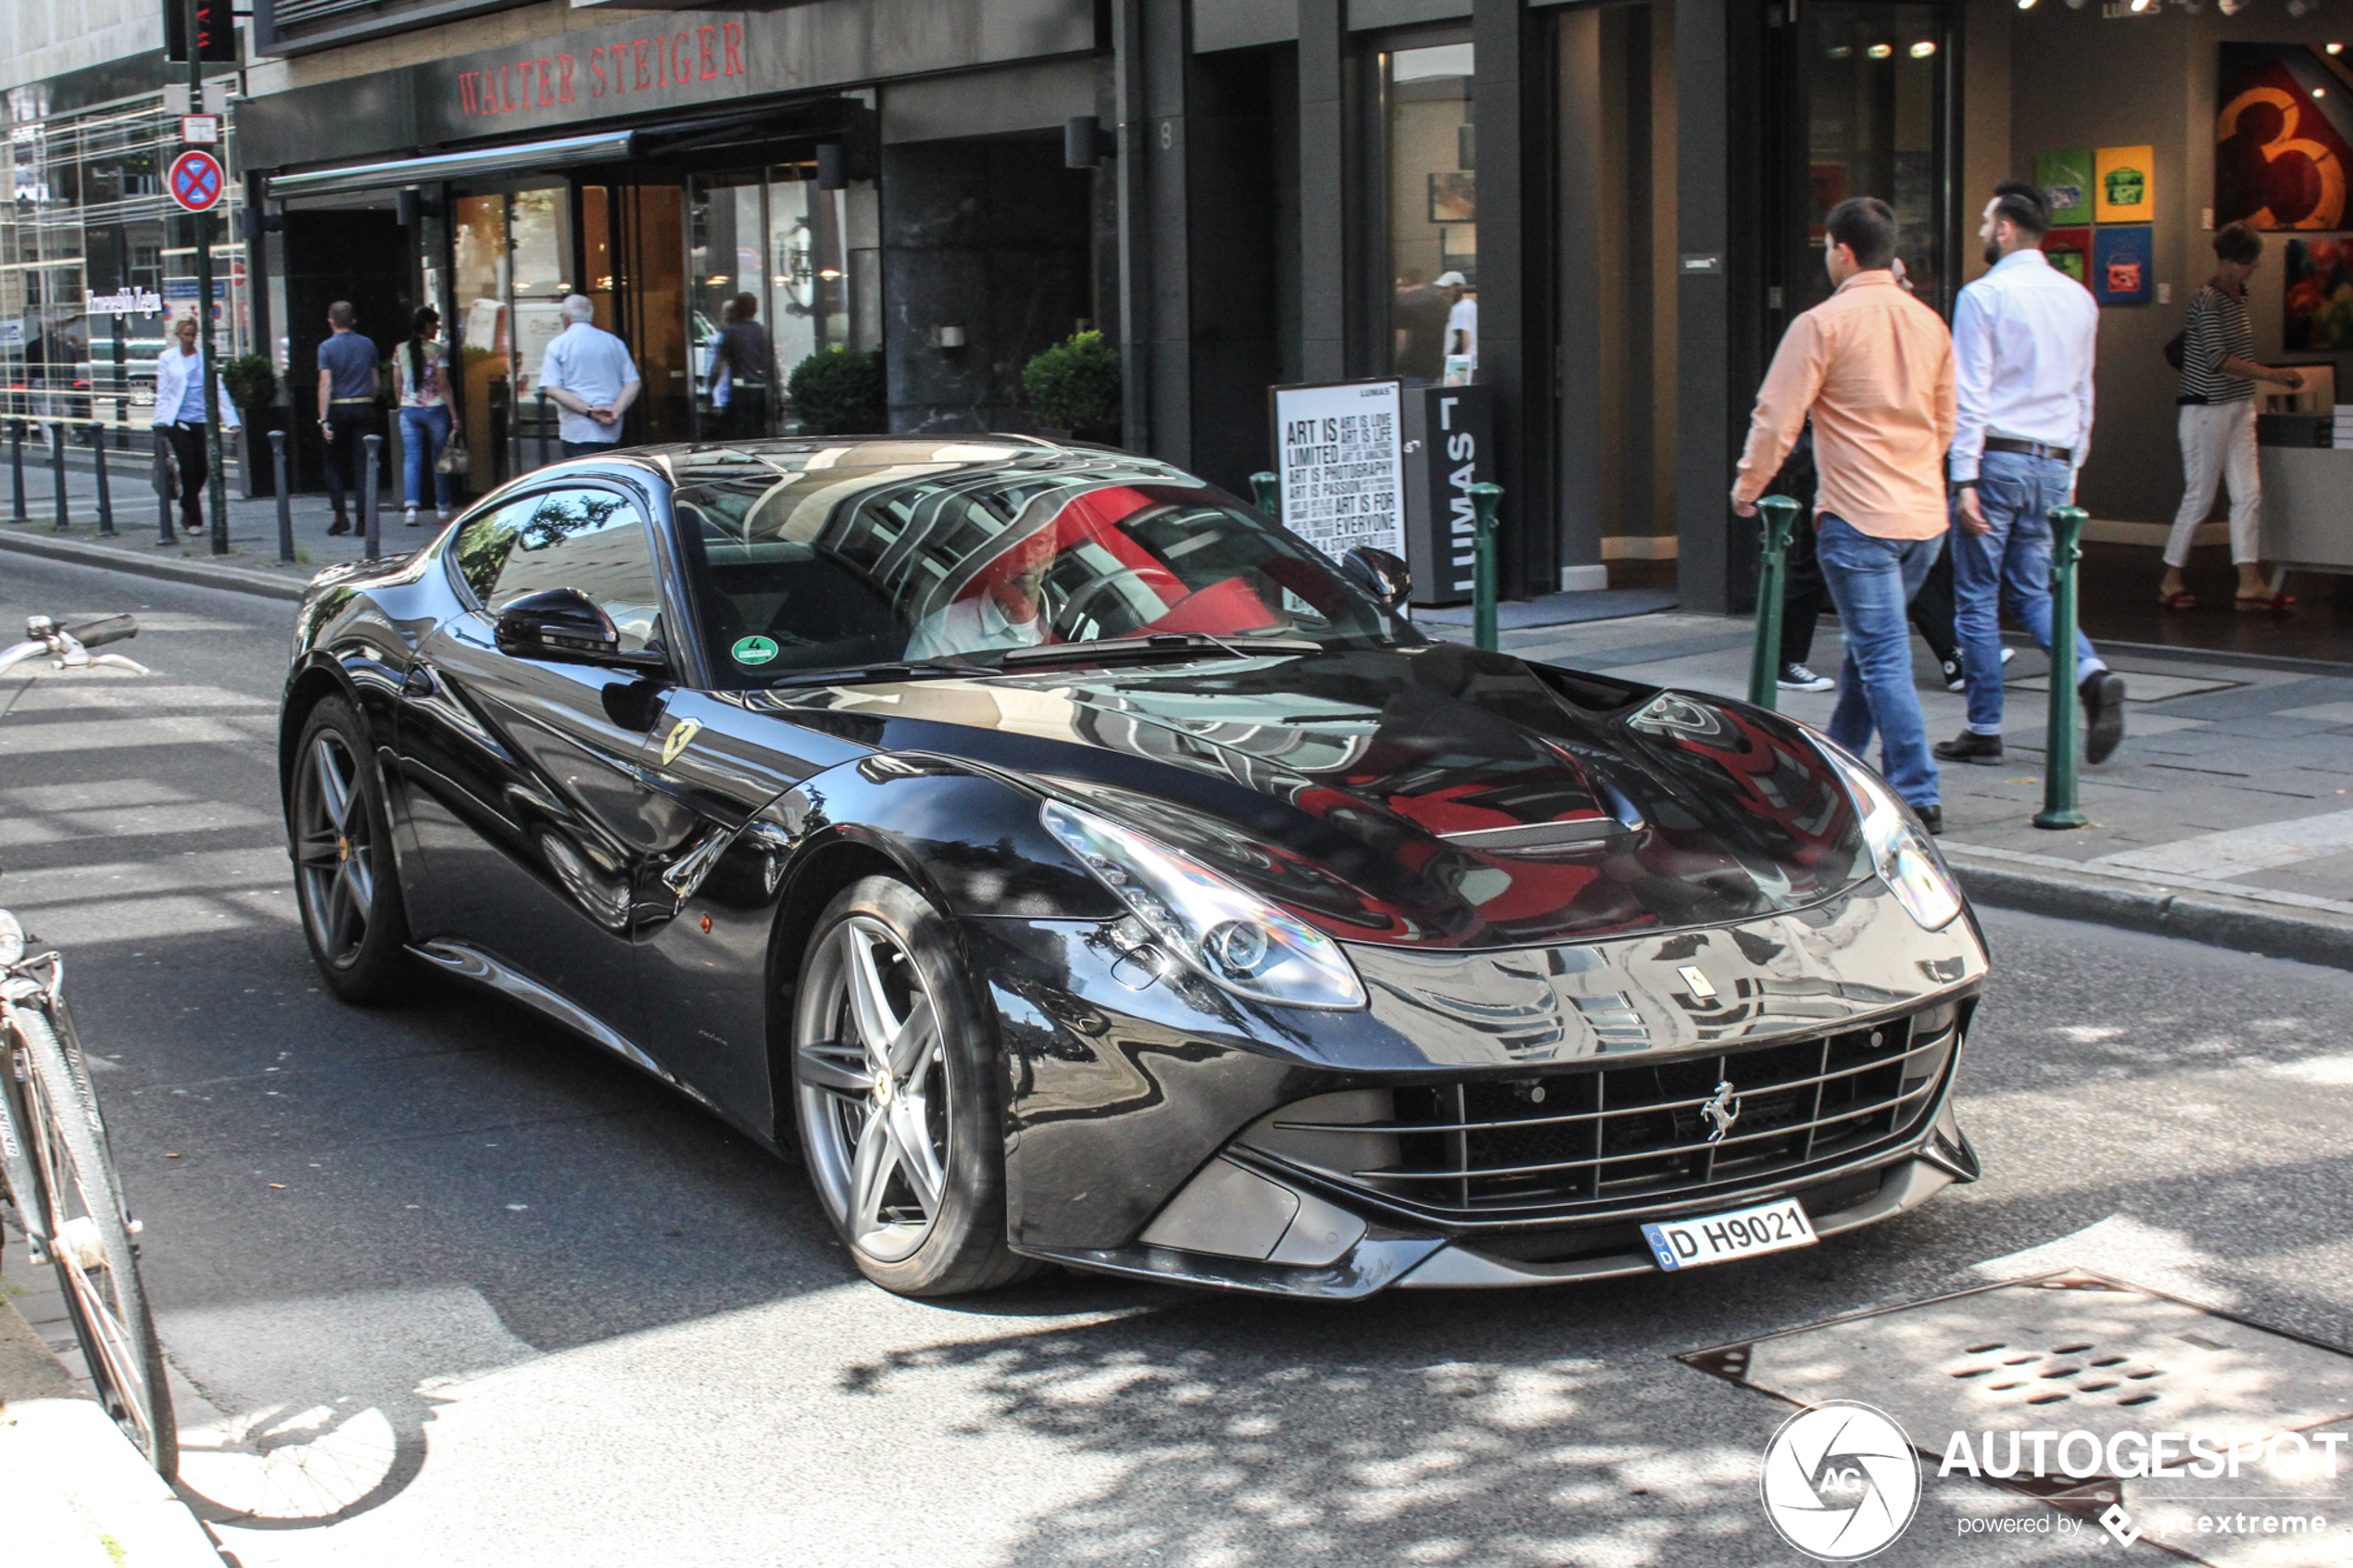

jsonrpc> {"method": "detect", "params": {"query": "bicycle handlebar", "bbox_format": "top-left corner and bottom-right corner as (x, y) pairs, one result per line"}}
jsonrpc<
(65, 616), (138, 650)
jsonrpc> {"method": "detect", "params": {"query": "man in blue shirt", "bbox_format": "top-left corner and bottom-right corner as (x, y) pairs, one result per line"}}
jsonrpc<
(538, 295), (641, 458)
(315, 301), (379, 535)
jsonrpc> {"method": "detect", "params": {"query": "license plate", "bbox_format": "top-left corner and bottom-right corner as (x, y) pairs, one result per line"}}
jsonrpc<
(1641, 1197), (1817, 1272)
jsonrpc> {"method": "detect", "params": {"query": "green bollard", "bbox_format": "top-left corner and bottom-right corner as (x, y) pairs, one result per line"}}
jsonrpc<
(1250, 470), (1279, 519)
(1745, 495), (1802, 710)
(2034, 504), (2091, 830)
(1469, 482), (1504, 651)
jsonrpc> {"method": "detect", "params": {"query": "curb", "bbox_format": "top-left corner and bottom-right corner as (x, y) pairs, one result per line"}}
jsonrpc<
(0, 526), (310, 602)
(1949, 855), (2353, 972)
(0, 1292), (227, 1566)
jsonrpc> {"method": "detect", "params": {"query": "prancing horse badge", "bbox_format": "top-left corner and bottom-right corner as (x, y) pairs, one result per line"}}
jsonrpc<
(1677, 964), (1718, 1001)
(661, 718), (701, 767)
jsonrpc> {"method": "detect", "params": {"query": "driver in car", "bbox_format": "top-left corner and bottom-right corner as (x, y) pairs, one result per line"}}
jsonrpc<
(904, 527), (1056, 659)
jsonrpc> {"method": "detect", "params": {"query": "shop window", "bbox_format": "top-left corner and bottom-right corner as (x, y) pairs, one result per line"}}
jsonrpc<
(451, 193), (510, 488)
(509, 185), (573, 463)
(1383, 41), (1478, 387)
(686, 167), (857, 439)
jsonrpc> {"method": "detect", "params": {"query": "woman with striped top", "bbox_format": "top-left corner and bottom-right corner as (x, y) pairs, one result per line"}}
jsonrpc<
(2160, 222), (2302, 611)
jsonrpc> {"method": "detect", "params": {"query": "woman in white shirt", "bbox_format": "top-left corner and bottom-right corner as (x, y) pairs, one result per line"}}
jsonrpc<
(396, 306), (455, 527)
(151, 316), (240, 542)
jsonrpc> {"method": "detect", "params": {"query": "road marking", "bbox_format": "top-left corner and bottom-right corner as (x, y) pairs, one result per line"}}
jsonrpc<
(0, 712), (270, 754)
(2090, 807), (2353, 880)
(2274, 701), (2353, 726)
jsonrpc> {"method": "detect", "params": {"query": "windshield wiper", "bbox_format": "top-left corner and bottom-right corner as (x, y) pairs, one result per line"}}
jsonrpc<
(765, 660), (975, 689)
(995, 631), (1322, 669)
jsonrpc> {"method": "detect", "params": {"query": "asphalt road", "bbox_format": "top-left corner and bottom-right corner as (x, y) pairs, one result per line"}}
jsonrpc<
(3, 550), (2349, 1568)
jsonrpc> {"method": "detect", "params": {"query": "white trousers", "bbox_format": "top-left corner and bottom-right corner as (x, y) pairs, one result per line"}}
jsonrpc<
(2166, 401), (2261, 567)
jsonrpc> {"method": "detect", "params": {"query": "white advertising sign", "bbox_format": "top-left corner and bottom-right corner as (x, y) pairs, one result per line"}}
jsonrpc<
(85, 287), (164, 318)
(1273, 379), (1404, 561)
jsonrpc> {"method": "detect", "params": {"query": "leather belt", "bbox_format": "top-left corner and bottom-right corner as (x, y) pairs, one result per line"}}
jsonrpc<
(1983, 436), (2071, 462)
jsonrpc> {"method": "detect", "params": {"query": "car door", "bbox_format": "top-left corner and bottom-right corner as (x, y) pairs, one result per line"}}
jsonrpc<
(396, 483), (677, 1049)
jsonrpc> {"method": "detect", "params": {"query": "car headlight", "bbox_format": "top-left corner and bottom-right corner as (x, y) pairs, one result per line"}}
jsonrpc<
(1821, 748), (1963, 931)
(1040, 800), (1367, 1010)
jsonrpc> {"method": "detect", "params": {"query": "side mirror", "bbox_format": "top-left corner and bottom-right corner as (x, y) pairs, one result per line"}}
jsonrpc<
(1340, 546), (1412, 610)
(494, 588), (666, 671)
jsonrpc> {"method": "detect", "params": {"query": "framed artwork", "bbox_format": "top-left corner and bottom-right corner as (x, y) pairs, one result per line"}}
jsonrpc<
(2093, 226), (2155, 306)
(2095, 146), (2155, 224)
(2284, 236), (2353, 348)
(2218, 44), (2353, 230)
(2037, 150), (2095, 226)
(1428, 171), (1476, 224)
(2043, 226), (2094, 286)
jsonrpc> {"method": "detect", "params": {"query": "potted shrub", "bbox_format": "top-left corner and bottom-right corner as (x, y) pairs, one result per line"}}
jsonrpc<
(785, 347), (887, 435)
(1021, 331), (1122, 443)
(221, 354), (281, 498)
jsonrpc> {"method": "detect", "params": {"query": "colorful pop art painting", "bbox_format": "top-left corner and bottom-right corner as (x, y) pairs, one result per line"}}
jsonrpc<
(2217, 44), (2353, 231)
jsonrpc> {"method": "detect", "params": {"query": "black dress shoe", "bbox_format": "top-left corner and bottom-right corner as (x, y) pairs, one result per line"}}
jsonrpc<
(2080, 671), (2127, 764)
(1916, 805), (1944, 836)
(326, 517), (351, 536)
(1933, 731), (2004, 764)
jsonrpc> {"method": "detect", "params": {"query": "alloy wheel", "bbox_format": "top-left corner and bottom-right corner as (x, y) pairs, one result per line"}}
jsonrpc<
(294, 731), (375, 968)
(794, 916), (951, 1264)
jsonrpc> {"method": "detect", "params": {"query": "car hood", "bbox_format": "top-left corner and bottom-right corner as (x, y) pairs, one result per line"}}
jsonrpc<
(760, 640), (1873, 947)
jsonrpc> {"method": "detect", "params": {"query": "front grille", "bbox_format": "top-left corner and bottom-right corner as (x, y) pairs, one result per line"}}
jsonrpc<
(1239, 1008), (1959, 1222)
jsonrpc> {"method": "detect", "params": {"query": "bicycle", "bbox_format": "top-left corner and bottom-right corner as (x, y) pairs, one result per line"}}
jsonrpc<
(0, 613), (176, 1475)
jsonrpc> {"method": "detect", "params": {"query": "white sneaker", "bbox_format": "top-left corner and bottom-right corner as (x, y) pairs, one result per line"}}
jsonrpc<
(404, 507), (420, 528)
(1778, 662), (1835, 693)
(436, 508), (452, 524)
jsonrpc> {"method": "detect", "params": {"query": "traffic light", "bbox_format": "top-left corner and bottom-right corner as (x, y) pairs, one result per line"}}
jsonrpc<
(164, 0), (237, 63)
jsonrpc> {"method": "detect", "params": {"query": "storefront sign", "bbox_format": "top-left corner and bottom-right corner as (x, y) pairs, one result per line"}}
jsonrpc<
(1272, 380), (1406, 562)
(85, 287), (165, 318)
(1400, 384), (1494, 607)
(453, 19), (748, 122)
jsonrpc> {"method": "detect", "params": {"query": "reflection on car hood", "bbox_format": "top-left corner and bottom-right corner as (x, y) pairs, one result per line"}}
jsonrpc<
(759, 641), (1869, 948)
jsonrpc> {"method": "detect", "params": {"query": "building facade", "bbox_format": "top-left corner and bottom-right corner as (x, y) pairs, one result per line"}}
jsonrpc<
(8, 0), (2349, 628)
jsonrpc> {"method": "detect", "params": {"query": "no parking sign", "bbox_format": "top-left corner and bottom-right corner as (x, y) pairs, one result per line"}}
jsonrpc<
(167, 149), (224, 212)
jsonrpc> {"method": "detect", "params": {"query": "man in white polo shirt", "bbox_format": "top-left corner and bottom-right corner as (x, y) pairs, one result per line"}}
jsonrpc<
(1939, 180), (2125, 767)
(537, 295), (641, 458)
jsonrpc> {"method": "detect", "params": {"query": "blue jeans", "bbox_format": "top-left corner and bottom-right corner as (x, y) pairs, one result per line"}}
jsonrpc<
(1817, 513), (1942, 809)
(1951, 449), (2104, 735)
(400, 404), (454, 510)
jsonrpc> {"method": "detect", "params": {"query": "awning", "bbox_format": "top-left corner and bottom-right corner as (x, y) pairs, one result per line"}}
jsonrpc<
(266, 130), (635, 201)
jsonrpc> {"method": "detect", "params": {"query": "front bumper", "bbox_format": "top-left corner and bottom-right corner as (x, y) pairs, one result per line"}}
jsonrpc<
(970, 878), (1987, 1298)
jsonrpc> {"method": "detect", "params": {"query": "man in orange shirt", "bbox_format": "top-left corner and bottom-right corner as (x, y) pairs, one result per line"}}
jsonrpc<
(1732, 197), (1957, 832)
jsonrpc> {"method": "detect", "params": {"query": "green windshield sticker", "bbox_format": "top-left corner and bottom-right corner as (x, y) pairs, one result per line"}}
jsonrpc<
(731, 635), (779, 666)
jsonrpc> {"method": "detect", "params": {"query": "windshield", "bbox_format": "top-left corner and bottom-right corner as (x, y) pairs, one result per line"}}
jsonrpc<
(672, 458), (1412, 684)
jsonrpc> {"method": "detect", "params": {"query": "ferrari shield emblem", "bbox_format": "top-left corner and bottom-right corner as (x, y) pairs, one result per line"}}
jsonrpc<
(661, 718), (701, 767)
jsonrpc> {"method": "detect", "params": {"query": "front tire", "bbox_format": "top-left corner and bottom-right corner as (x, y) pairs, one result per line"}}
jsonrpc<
(289, 696), (412, 1002)
(789, 876), (1033, 1297)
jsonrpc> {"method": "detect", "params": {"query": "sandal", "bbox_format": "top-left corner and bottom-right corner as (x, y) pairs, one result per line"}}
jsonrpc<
(2158, 589), (2197, 610)
(2234, 590), (2297, 613)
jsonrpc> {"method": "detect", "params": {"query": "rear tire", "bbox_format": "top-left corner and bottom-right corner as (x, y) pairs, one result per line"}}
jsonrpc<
(289, 696), (412, 1002)
(788, 876), (1037, 1297)
(10, 1005), (177, 1476)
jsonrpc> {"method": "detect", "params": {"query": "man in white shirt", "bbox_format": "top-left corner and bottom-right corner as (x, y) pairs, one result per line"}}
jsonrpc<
(1939, 180), (2125, 768)
(903, 529), (1055, 659)
(537, 295), (641, 458)
(1438, 271), (1476, 379)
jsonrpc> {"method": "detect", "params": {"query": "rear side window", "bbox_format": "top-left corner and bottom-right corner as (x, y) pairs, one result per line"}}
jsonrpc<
(450, 488), (667, 654)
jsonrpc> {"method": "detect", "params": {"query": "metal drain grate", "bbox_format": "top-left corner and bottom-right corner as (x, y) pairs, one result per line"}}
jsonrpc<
(1685, 1271), (2353, 1566)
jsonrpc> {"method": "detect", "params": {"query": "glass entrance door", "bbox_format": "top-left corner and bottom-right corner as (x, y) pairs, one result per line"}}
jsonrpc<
(615, 183), (690, 445)
(686, 167), (853, 439)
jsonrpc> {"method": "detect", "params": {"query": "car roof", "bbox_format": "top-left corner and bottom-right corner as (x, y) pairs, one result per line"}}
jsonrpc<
(577, 434), (1172, 492)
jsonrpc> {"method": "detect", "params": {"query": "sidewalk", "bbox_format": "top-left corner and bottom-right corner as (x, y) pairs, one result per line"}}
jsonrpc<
(8, 468), (2352, 968)
(1504, 610), (2353, 969)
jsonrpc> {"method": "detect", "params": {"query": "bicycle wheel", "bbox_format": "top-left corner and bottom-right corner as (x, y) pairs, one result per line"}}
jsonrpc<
(10, 1003), (177, 1476)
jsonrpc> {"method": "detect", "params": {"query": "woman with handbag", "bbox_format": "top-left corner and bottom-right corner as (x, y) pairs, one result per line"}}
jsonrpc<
(151, 315), (240, 543)
(396, 307), (459, 527)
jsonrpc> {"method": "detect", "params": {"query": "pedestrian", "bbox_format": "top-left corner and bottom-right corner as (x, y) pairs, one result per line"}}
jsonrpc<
(1938, 180), (2127, 768)
(1441, 271), (1477, 382)
(1390, 270), (1452, 386)
(711, 292), (775, 441)
(2160, 222), (2303, 613)
(150, 315), (240, 544)
(1732, 196), (1955, 832)
(315, 301), (378, 536)
(538, 295), (641, 458)
(396, 306), (455, 529)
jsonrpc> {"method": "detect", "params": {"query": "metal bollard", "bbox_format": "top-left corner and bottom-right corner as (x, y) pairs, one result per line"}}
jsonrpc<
(7, 419), (23, 521)
(155, 429), (174, 543)
(361, 433), (383, 559)
(1469, 481), (1504, 652)
(87, 421), (113, 535)
(48, 421), (68, 531)
(1745, 495), (1802, 710)
(537, 388), (552, 470)
(2034, 504), (2091, 830)
(1250, 470), (1279, 519)
(271, 430), (294, 565)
